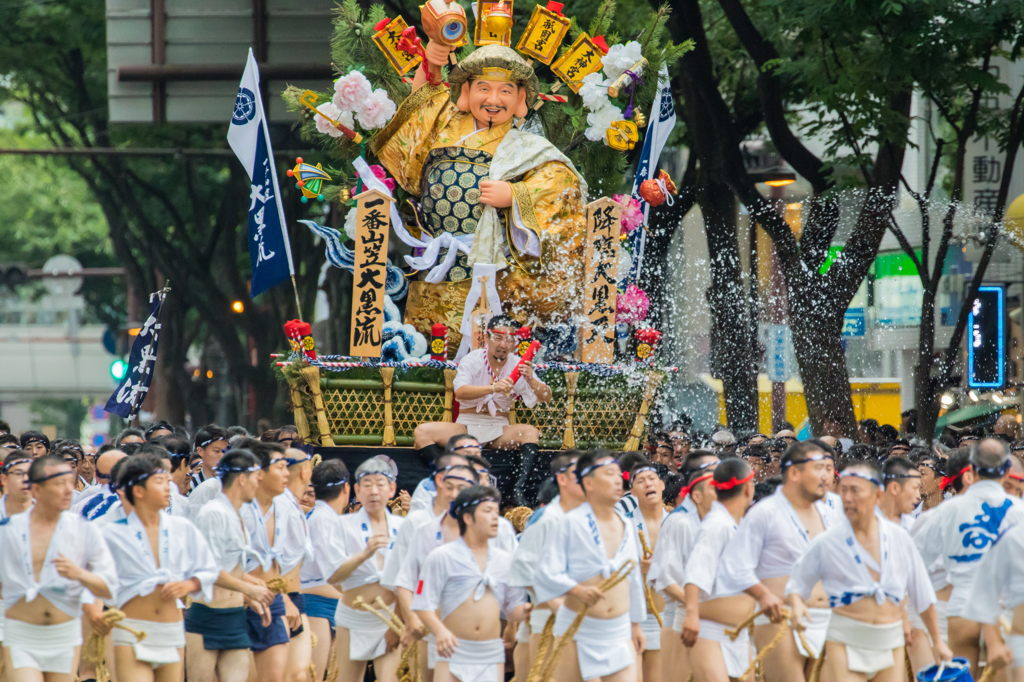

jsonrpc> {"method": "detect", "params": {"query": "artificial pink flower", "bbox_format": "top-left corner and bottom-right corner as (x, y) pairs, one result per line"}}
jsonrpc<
(613, 194), (644, 235)
(369, 165), (396, 193)
(333, 71), (372, 112)
(616, 284), (650, 325)
(356, 88), (397, 130)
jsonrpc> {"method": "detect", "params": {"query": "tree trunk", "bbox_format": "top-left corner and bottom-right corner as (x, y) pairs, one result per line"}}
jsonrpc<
(789, 297), (856, 437)
(700, 177), (759, 431)
(915, 288), (938, 441)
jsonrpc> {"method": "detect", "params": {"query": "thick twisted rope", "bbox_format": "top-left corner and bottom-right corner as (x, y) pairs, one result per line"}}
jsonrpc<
(722, 607), (824, 682)
(538, 559), (636, 682)
(637, 529), (663, 628)
(524, 612), (557, 682)
(326, 634), (339, 682)
(82, 609), (147, 682)
(265, 576), (290, 594)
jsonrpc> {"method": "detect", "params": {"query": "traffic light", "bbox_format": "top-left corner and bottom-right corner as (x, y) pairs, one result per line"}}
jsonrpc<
(110, 359), (128, 381)
(0, 262), (28, 289)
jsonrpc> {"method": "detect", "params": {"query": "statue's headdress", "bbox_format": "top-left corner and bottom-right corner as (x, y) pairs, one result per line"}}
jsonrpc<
(448, 45), (539, 109)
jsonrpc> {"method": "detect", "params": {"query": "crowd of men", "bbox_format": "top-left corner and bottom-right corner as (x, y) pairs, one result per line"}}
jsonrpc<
(2, 406), (1024, 682)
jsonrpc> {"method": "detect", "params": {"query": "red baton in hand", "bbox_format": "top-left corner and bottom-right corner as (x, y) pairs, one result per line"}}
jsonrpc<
(509, 340), (541, 384)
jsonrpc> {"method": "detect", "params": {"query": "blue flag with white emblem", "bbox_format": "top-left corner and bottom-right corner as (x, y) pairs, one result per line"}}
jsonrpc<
(626, 66), (677, 283)
(227, 48), (295, 299)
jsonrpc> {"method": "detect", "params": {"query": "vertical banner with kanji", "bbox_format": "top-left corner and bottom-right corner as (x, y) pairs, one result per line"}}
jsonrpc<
(550, 33), (605, 93)
(373, 16), (423, 76)
(350, 189), (394, 357)
(105, 288), (168, 419)
(582, 198), (622, 363)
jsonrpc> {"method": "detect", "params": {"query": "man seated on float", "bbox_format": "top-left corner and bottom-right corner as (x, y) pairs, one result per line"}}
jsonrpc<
(414, 314), (552, 506)
(786, 460), (952, 682)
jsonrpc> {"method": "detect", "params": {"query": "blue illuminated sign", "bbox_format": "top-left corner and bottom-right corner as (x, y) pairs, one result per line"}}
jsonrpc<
(967, 286), (1004, 388)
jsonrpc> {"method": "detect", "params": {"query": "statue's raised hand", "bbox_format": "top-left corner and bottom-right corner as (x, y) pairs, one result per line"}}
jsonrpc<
(480, 180), (513, 208)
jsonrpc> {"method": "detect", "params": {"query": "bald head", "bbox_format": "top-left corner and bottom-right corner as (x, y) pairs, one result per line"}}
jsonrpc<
(96, 450), (126, 477)
(973, 438), (1011, 479)
(775, 430), (797, 440)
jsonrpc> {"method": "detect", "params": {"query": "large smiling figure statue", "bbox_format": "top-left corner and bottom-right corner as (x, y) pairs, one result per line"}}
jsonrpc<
(370, 42), (587, 351)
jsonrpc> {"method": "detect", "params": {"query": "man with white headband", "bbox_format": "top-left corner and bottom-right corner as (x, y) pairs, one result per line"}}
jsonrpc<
(717, 442), (841, 682)
(509, 451), (585, 675)
(913, 437), (1024, 678)
(0, 454), (119, 680)
(625, 461), (668, 682)
(413, 314), (553, 506)
(102, 452), (219, 679)
(787, 460), (952, 681)
(534, 450), (647, 682)
(388, 464), (480, 680)
(413, 485), (530, 682)
(331, 458), (405, 682)
(648, 451), (719, 682)
(185, 448), (274, 682)
(278, 448), (316, 681)
(409, 437), (481, 514)
(680, 457), (756, 682)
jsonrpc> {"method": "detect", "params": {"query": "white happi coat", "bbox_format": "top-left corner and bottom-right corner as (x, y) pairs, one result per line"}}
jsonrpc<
(961, 522), (1024, 625)
(786, 514), (935, 615)
(685, 502), (743, 602)
(239, 493), (309, 574)
(533, 502), (647, 623)
(913, 480), (1024, 616)
(717, 487), (840, 595)
(454, 349), (543, 416)
(336, 508), (404, 592)
(509, 496), (569, 590)
(299, 500), (345, 589)
(0, 510), (119, 617)
(412, 538), (528, 620)
(648, 496), (700, 601)
(192, 493), (259, 576)
(102, 510), (219, 608)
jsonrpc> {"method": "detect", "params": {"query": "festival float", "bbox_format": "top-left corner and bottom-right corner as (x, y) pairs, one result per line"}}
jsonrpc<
(273, 0), (691, 497)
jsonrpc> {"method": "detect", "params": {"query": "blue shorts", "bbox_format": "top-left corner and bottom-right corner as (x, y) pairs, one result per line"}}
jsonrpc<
(303, 593), (338, 637)
(287, 592), (306, 638)
(184, 603), (251, 651)
(246, 593), (289, 652)
(303, 594), (338, 628)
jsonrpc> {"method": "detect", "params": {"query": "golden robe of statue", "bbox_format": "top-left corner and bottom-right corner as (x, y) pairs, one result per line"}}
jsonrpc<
(370, 46), (586, 353)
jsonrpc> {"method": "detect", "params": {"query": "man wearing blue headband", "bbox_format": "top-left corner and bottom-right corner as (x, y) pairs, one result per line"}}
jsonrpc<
(716, 442), (841, 682)
(913, 438), (1024, 678)
(413, 485), (530, 682)
(509, 452), (586, 676)
(0, 450), (33, 521)
(534, 450), (648, 682)
(0, 455), (118, 679)
(787, 460), (951, 681)
(186, 448), (275, 682)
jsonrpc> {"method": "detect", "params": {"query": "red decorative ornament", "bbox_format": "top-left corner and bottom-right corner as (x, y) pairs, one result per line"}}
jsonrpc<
(284, 320), (317, 360)
(374, 17), (391, 31)
(633, 328), (662, 363)
(516, 326), (532, 356)
(430, 323), (448, 361)
(639, 178), (666, 206)
(592, 35), (610, 54)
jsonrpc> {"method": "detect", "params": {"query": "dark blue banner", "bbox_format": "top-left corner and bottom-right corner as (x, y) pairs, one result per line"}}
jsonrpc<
(104, 290), (166, 419)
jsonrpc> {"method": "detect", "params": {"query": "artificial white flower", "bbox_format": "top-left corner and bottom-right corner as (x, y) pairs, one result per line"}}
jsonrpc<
(584, 103), (621, 142)
(355, 88), (397, 130)
(602, 41), (644, 82)
(333, 71), (372, 111)
(578, 72), (611, 111)
(314, 103), (354, 138)
(344, 208), (358, 241)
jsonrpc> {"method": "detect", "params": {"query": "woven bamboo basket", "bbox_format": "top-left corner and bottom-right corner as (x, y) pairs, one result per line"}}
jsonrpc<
(282, 363), (662, 450)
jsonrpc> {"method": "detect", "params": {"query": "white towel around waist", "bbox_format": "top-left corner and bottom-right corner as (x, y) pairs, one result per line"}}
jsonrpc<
(2, 617), (83, 674)
(112, 618), (185, 668)
(335, 601), (389, 661)
(553, 606), (634, 680)
(826, 612), (904, 676)
(439, 637), (505, 682)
